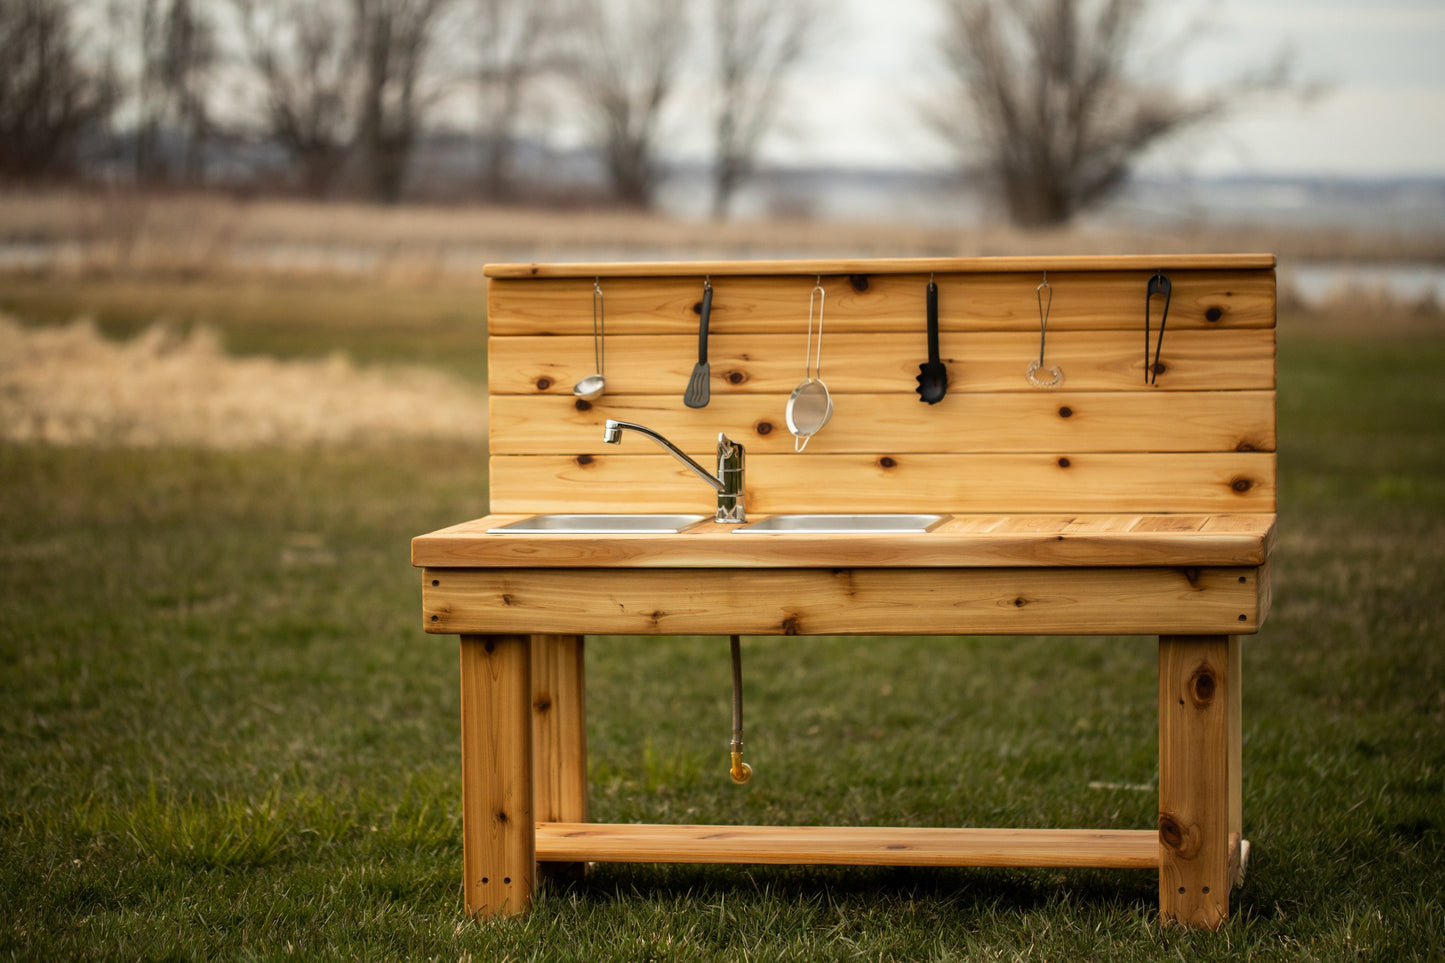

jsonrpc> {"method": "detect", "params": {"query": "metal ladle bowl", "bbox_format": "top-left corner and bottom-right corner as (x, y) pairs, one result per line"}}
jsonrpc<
(573, 373), (605, 401)
(574, 279), (607, 401)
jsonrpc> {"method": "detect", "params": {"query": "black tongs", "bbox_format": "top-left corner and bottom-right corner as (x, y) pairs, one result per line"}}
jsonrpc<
(1145, 272), (1172, 384)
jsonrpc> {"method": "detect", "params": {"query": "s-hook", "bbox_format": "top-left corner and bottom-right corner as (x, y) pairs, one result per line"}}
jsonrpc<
(1145, 272), (1172, 384)
(1026, 272), (1063, 388)
(728, 635), (752, 784)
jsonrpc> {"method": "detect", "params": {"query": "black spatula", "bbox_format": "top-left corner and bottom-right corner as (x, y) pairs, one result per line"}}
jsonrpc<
(684, 281), (713, 408)
(916, 279), (947, 404)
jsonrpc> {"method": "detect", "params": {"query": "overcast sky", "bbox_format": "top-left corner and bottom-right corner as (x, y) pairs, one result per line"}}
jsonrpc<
(736, 0), (1445, 177)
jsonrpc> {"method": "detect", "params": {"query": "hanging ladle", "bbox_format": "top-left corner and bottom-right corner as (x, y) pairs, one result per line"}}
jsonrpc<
(1026, 272), (1063, 388)
(785, 277), (832, 452)
(573, 278), (606, 401)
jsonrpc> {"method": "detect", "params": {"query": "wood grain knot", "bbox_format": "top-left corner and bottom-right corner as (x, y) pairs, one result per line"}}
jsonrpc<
(534, 697), (552, 712)
(536, 377), (552, 390)
(755, 420), (774, 435)
(1235, 441), (1255, 451)
(1158, 813), (1184, 849)
(1205, 306), (1224, 322)
(1058, 406), (1073, 418)
(495, 810), (508, 824)
(1158, 811), (1201, 858)
(1151, 361), (1168, 376)
(781, 616), (801, 635)
(1183, 567), (1202, 586)
(1230, 477), (1253, 493)
(878, 456), (897, 469)
(1057, 457), (1071, 468)
(693, 300), (704, 314)
(726, 370), (747, 385)
(849, 274), (869, 292)
(500, 594), (515, 606)
(576, 454), (595, 466)
(1190, 665), (1217, 705)
(574, 399), (592, 412)
(1012, 596), (1027, 607)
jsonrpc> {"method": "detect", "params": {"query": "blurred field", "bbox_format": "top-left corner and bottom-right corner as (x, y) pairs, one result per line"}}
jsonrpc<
(5, 187), (1444, 274)
(1, 193), (1442, 960)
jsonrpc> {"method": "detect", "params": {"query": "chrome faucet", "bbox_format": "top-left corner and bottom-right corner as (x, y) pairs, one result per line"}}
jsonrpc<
(602, 419), (745, 522)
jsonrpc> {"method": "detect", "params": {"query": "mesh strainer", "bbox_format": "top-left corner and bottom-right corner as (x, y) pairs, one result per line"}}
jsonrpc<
(786, 278), (832, 452)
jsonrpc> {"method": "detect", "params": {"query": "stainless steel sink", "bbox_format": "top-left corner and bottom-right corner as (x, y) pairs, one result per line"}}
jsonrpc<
(486, 514), (709, 534)
(733, 513), (949, 534)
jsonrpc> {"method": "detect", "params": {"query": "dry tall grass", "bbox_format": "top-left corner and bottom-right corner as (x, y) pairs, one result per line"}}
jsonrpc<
(0, 314), (488, 448)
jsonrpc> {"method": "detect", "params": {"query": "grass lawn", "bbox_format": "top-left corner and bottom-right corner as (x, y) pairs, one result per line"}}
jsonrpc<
(1, 311), (1443, 960)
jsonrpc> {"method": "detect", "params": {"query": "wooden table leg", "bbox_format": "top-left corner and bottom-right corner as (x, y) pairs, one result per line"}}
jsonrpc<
(532, 634), (589, 883)
(1158, 635), (1238, 928)
(459, 634), (535, 917)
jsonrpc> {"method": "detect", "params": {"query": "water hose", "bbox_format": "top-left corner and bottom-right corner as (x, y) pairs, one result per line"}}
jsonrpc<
(729, 635), (752, 784)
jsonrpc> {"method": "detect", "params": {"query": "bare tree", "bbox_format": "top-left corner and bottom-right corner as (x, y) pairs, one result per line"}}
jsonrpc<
(353, 0), (455, 203)
(234, 0), (357, 196)
(932, 0), (1290, 226)
(473, 0), (557, 199)
(136, 0), (218, 184)
(0, 0), (117, 181)
(708, 0), (814, 219)
(571, 0), (687, 208)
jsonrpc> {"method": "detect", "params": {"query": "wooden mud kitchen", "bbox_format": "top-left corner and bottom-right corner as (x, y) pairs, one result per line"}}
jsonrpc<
(411, 254), (1277, 929)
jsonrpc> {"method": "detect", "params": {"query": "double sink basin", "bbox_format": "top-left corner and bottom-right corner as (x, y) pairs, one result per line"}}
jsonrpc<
(486, 514), (948, 535)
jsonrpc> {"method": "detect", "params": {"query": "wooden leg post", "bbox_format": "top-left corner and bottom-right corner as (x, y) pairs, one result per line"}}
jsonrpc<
(531, 634), (589, 883)
(1158, 635), (1237, 928)
(459, 634), (535, 918)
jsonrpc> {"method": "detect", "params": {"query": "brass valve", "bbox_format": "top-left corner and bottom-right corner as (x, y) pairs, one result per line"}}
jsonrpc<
(729, 743), (752, 785)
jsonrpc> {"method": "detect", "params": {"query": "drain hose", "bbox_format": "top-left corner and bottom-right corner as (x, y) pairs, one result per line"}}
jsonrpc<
(729, 634), (752, 784)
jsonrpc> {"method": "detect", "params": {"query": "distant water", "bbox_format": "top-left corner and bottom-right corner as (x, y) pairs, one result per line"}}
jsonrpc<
(1284, 263), (1445, 308)
(659, 167), (1445, 238)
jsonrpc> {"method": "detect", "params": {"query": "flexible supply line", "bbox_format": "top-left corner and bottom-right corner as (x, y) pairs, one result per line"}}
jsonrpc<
(729, 635), (752, 784)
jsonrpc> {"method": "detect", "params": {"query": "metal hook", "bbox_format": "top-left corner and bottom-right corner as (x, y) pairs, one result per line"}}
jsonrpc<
(1145, 272), (1172, 384)
(1026, 272), (1063, 388)
(592, 277), (605, 375)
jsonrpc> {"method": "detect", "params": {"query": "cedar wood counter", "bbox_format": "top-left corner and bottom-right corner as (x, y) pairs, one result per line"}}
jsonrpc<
(413, 254), (1278, 929)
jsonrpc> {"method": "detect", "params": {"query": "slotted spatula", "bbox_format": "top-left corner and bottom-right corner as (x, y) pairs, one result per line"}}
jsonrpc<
(684, 280), (713, 408)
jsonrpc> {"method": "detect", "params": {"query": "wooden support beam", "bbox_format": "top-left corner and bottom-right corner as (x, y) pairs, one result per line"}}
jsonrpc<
(1158, 635), (1234, 928)
(536, 823), (1158, 868)
(459, 635), (535, 917)
(531, 635), (588, 883)
(426, 566), (1263, 637)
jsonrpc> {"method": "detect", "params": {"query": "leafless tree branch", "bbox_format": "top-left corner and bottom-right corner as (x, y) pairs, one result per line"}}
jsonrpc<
(0, 0), (117, 182)
(931, 0), (1294, 226)
(709, 0), (815, 219)
(569, 0), (687, 208)
(233, 0), (358, 196)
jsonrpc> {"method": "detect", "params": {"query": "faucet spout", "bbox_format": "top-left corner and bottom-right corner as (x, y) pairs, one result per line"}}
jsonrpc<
(602, 419), (746, 522)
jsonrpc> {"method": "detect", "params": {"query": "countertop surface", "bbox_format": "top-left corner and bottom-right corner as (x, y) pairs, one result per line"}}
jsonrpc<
(412, 513), (1276, 569)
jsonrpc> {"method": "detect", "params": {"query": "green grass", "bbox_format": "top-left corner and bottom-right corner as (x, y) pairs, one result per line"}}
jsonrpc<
(2, 320), (1443, 960)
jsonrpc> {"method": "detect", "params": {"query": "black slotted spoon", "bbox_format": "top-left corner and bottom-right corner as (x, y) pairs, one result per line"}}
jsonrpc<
(916, 278), (948, 404)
